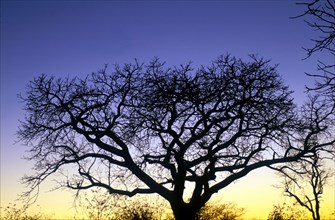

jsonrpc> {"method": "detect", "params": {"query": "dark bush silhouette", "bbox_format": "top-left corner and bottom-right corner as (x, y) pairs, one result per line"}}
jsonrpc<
(0, 203), (53, 220)
(196, 202), (245, 220)
(267, 203), (305, 220)
(78, 189), (119, 220)
(18, 54), (335, 219)
(114, 200), (156, 220)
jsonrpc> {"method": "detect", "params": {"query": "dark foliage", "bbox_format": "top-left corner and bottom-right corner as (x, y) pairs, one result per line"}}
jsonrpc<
(267, 203), (305, 220)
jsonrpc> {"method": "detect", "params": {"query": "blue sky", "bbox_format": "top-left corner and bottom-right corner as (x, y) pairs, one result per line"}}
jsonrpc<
(1, 0), (333, 218)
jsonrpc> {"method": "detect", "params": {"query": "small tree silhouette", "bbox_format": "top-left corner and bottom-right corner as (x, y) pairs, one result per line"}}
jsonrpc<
(270, 95), (335, 220)
(272, 153), (333, 220)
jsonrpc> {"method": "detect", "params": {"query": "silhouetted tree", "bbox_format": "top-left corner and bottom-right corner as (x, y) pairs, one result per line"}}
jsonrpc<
(273, 152), (333, 220)
(18, 55), (335, 220)
(270, 95), (335, 220)
(295, 0), (335, 95)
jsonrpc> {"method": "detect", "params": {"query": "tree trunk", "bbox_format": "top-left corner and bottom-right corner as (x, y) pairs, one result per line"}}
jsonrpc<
(170, 202), (200, 220)
(315, 209), (321, 220)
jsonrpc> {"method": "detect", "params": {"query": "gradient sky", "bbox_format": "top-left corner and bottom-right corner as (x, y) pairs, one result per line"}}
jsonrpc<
(1, 0), (334, 219)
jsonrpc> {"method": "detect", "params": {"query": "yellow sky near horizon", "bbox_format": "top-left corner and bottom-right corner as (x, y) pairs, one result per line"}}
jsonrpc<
(215, 166), (335, 219)
(2, 164), (334, 220)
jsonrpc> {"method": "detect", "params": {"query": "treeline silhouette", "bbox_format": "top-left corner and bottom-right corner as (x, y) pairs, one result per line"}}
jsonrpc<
(2, 197), (335, 220)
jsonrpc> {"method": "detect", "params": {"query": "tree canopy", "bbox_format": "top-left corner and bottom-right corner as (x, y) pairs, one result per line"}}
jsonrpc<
(18, 55), (335, 220)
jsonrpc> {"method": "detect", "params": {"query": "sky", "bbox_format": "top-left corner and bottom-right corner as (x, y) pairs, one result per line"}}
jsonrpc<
(0, 0), (334, 219)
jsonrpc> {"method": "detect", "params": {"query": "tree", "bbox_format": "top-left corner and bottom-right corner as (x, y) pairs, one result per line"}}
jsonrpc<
(295, 0), (335, 95)
(293, 3), (335, 217)
(273, 152), (333, 220)
(270, 95), (335, 220)
(18, 54), (335, 220)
